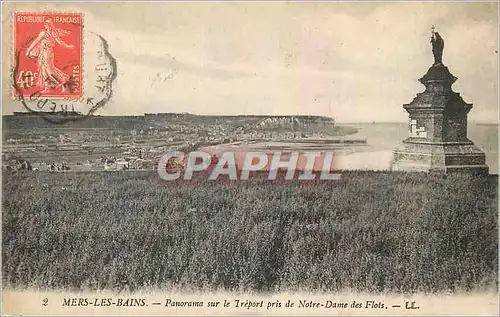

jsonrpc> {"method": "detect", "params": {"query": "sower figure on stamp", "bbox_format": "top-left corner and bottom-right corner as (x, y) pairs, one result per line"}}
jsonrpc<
(431, 25), (444, 65)
(26, 18), (75, 93)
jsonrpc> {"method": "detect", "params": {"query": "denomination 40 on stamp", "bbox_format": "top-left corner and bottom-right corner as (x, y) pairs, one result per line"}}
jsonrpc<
(14, 12), (83, 99)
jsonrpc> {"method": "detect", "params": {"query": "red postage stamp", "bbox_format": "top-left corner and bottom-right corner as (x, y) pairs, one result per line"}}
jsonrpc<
(13, 12), (83, 99)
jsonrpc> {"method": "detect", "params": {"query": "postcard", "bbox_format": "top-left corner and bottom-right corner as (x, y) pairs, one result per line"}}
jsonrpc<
(1, 1), (498, 316)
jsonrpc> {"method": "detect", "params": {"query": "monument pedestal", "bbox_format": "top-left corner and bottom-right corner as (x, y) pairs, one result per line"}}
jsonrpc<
(392, 141), (488, 174)
(391, 53), (488, 174)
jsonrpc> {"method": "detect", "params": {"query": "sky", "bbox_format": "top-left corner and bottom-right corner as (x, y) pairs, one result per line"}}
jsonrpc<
(2, 1), (498, 123)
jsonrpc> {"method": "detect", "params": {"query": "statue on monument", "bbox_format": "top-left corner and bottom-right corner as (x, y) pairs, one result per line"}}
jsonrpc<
(391, 27), (489, 174)
(431, 25), (444, 65)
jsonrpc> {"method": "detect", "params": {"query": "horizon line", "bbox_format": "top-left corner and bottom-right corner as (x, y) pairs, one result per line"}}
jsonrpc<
(3, 111), (498, 125)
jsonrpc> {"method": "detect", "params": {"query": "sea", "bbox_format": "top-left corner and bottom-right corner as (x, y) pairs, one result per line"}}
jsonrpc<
(333, 122), (498, 174)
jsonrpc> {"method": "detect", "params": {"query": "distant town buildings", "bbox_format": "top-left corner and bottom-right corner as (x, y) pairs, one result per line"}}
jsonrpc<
(3, 113), (344, 172)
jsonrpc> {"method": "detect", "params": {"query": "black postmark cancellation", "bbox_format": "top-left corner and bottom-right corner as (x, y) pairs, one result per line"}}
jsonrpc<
(12, 29), (117, 125)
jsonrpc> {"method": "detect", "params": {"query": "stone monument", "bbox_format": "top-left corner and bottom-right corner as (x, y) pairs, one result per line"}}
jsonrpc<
(391, 27), (488, 174)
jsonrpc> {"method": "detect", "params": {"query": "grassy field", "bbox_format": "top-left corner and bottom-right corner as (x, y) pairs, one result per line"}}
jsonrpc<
(2, 170), (498, 294)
